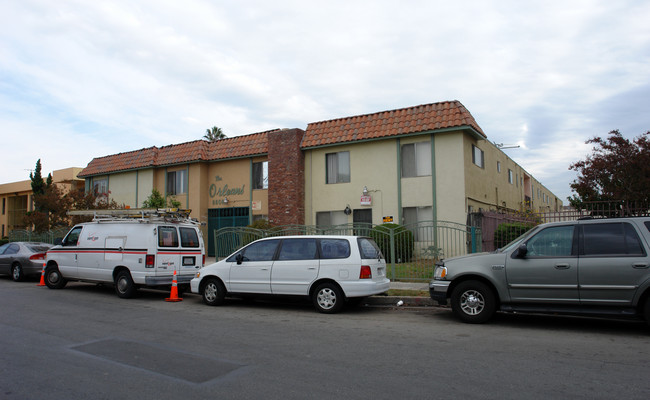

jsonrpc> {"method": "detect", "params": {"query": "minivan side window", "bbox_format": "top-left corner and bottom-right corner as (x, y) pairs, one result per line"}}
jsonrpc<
(179, 227), (200, 248)
(278, 238), (318, 260)
(319, 239), (351, 259)
(158, 227), (179, 247)
(582, 223), (645, 256)
(240, 240), (279, 261)
(63, 226), (83, 246)
(525, 225), (574, 257)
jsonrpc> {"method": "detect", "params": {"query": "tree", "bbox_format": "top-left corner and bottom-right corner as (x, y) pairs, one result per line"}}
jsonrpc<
(142, 189), (181, 209)
(204, 126), (227, 142)
(568, 130), (650, 210)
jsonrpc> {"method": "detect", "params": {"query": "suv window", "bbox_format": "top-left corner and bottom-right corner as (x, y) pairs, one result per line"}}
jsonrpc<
(582, 222), (645, 256)
(179, 227), (200, 248)
(319, 239), (351, 259)
(525, 225), (574, 257)
(158, 226), (179, 247)
(278, 238), (318, 260)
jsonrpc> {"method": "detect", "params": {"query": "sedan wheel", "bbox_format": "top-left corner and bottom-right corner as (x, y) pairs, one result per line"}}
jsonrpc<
(11, 264), (24, 282)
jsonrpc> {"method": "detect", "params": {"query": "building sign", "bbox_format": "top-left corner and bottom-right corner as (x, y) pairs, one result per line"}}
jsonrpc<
(360, 195), (372, 206)
(252, 200), (262, 211)
(209, 175), (246, 206)
(383, 216), (394, 223)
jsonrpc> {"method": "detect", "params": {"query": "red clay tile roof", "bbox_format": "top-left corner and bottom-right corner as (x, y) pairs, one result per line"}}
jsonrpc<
(78, 130), (276, 177)
(301, 100), (485, 148)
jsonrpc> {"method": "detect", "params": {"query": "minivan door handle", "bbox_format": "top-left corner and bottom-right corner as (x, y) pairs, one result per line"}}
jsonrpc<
(555, 263), (570, 269)
(633, 263), (649, 269)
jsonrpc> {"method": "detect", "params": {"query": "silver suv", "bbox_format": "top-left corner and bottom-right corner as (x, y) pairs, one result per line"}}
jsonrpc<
(430, 217), (650, 324)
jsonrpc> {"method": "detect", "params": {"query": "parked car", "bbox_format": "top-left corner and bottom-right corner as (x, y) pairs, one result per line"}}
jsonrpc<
(45, 209), (204, 298)
(191, 235), (390, 313)
(430, 217), (650, 325)
(0, 242), (52, 282)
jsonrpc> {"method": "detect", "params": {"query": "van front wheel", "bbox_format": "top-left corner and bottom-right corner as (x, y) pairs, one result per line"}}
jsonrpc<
(115, 271), (137, 298)
(45, 266), (67, 289)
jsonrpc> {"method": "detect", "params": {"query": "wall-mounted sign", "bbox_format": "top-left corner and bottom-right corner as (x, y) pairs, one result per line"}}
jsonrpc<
(360, 195), (372, 206)
(383, 216), (394, 223)
(252, 200), (262, 211)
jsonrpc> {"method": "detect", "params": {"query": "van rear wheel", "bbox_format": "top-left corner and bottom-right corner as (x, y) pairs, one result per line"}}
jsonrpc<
(312, 283), (344, 314)
(115, 271), (137, 298)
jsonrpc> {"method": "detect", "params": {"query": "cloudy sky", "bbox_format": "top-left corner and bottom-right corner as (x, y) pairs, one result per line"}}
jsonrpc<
(1, 0), (648, 202)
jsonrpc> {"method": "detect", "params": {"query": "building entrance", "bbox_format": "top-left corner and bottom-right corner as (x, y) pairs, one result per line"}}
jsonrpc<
(207, 207), (249, 257)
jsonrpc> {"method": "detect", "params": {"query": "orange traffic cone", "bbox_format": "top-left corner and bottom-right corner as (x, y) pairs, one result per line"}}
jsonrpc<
(165, 269), (183, 302)
(37, 263), (46, 286)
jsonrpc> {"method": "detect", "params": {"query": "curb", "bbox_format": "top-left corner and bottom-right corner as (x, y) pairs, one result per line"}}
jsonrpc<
(364, 295), (436, 307)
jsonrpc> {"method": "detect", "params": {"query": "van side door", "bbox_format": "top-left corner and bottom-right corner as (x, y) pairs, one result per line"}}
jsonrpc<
(271, 238), (319, 295)
(229, 239), (279, 294)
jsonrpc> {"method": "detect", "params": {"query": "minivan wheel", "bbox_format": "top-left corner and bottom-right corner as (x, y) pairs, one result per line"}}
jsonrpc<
(202, 278), (226, 306)
(450, 280), (496, 324)
(313, 283), (344, 314)
(45, 267), (67, 289)
(11, 263), (24, 282)
(114, 271), (137, 299)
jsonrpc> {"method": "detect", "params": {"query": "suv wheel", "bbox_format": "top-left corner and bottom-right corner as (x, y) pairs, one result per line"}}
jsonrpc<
(312, 283), (344, 314)
(644, 296), (650, 327)
(450, 280), (496, 324)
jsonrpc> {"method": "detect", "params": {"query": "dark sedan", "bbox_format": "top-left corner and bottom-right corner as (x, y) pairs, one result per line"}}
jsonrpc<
(0, 242), (52, 282)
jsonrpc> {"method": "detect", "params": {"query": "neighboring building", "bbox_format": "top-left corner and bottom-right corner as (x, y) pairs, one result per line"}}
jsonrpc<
(0, 167), (84, 237)
(70, 101), (561, 256)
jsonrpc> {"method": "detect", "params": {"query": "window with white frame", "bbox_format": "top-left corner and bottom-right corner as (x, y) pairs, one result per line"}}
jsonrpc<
(472, 145), (484, 168)
(508, 169), (513, 184)
(326, 152), (350, 184)
(401, 141), (431, 177)
(93, 178), (108, 196)
(167, 169), (187, 195)
(497, 161), (501, 173)
(253, 161), (268, 189)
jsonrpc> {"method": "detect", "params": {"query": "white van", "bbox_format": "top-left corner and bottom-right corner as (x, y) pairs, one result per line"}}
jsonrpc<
(190, 235), (390, 313)
(45, 209), (204, 298)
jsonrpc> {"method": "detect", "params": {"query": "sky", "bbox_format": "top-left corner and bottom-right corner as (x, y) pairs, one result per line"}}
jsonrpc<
(1, 0), (649, 202)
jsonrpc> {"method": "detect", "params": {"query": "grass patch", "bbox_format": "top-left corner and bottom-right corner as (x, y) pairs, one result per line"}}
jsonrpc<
(387, 289), (429, 297)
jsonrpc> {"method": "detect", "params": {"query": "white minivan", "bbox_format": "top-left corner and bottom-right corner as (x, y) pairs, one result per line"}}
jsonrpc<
(45, 209), (204, 298)
(191, 235), (390, 313)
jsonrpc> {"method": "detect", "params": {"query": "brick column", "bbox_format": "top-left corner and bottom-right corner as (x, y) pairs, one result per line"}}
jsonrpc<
(267, 128), (305, 225)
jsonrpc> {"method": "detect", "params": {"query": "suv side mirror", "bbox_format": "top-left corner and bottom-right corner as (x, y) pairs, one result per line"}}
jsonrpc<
(515, 243), (528, 258)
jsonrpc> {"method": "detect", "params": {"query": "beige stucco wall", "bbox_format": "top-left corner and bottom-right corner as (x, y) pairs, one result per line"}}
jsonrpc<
(107, 171), (138, 207)
(433, 132), (467, 225)
(305, 140), (399, 225)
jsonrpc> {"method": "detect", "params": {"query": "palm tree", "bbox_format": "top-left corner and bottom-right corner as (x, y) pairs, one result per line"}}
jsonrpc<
(204, 126), (227, 142)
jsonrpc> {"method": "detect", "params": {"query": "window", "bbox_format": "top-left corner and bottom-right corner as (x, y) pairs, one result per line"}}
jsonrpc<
(93, 178), (108, 196)
(358, 237), (383, 259)
(253, 161), (268, 190)
(401, 142), (431, 177)
(582, 223), (645, 256)
(508, 169), (514, 184)
(525, 225), (575, 257)
(63, 226), (83, 247)
(179, 227), (199, 248)
(326, 152), (350, 184)
(167, 170), (187, 195)
(402, 206), (434, 241)
(319, 239), (351, 259)
(472, 145), (484, 168)
(238, 239), (279, 262)
(278, 238), (318, 260)
(497, 161), (501, 173)
(158, 226), (179, 247)
(316, 210), (348, 227)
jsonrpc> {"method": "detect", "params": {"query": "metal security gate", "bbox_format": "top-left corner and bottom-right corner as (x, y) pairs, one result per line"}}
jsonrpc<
(207, 207), (249, 257)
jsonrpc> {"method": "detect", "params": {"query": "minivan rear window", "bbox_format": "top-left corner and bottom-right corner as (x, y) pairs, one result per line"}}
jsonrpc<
(319, 239), (350, 259)
(179, 227), (200, 248)
(358, 238), (383, 259)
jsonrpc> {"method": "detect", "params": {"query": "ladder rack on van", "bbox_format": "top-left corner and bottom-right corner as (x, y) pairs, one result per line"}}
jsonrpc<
(68, 208), (198, 224)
